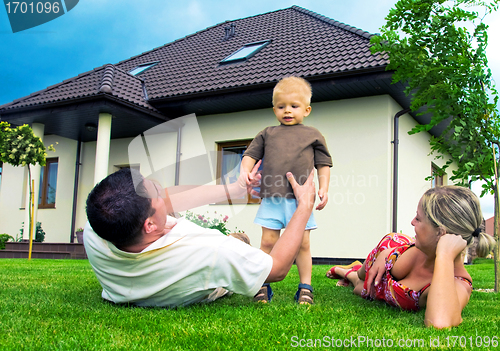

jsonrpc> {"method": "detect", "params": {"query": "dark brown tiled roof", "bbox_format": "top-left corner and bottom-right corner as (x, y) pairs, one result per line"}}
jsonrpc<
(0, 6), (386, 112)
(0, 64), (160, 113)
(116, 5), (387, 101)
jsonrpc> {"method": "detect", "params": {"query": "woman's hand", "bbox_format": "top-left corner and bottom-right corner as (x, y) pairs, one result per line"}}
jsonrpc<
(436, 234), (467, 261)
(365, 254), (386, 296)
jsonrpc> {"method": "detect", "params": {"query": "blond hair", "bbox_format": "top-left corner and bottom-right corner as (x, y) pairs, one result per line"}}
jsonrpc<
(421, 186), (496, 257)
(272, 76), (312, 106)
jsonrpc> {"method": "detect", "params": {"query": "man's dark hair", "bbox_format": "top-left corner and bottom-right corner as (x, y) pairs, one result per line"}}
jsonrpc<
(86, 168), (154, 248)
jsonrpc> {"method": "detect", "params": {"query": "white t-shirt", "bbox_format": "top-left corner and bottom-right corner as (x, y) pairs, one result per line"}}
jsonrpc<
(84, 216), (273, 307)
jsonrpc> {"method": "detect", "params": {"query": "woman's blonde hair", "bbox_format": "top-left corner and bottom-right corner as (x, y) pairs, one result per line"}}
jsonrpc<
(272, 76), (312, 106)
(421, 186), (496, 257)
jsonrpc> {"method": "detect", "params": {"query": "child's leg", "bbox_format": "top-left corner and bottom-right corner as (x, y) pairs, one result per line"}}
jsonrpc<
(254, 227), (280, 303)
(295, 230), (312, 304)
(296, 230), (312, 285)
(260, 227), (280, 254)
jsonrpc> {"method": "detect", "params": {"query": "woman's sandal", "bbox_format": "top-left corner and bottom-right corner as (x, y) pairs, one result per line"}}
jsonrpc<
(336, 264), (362, 287)
(253, 283), (273, 303)
(326, 260), (362, 279)
(295, 283), (314, 305)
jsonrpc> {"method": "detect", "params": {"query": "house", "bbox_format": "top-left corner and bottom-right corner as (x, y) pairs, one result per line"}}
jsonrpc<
(0, 6), (455, 260)
(485, 217), (496, 237)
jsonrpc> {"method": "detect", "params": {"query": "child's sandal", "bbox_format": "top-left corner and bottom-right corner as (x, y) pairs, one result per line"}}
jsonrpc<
(295, 283), (314, 305)
(253, 283), (273, 303)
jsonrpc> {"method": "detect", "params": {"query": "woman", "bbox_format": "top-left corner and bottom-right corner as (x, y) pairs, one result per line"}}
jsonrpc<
(327, 186), (496, 329)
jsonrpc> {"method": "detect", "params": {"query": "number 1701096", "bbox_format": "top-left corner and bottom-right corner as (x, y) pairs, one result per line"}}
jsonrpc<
(5, 2), (60, 14)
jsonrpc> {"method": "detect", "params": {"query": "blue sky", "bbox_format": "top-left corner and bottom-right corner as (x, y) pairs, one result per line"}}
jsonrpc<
(0, 0), (498, 217)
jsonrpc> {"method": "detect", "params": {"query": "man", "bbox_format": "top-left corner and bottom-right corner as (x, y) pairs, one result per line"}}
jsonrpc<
(84, 164), (316, 307)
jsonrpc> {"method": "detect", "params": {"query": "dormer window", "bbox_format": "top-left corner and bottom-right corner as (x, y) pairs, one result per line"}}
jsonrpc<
(220, 40), (270, 63)
(129, 62), (158, 76)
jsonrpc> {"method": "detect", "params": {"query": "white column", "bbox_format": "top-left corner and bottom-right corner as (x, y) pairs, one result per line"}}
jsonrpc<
(23, 123), (44, 241)
(93, 113), (112, 185)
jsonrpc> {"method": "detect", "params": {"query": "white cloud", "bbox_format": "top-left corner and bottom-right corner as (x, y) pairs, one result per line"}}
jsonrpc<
(471, 181), (495, 220)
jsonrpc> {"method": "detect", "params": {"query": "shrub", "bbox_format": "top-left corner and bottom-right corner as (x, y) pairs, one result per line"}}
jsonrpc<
(0, 234), (14, 250)
(18, 222), (46, 242)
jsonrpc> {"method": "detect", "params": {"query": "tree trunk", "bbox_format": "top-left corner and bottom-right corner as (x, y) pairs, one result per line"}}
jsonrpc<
(494, 185), (499, 292)
(494, 146), (500, 293)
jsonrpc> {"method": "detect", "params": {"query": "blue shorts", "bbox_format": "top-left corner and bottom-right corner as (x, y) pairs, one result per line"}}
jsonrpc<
(254, 197), (317, 230)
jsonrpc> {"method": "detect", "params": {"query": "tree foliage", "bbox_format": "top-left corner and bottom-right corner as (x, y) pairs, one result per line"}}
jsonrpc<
(371, 0), (500, 291)
(0, 122), (50, 167)
(371, 0), (499, 192)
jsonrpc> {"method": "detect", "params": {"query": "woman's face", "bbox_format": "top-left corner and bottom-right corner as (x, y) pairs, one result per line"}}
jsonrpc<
(411, 198), (441, 252)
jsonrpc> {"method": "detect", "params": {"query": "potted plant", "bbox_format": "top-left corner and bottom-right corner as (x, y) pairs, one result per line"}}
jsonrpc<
(76, 227), (84, 244)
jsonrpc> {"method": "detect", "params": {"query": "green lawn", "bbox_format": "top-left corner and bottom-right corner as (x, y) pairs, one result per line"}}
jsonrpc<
(0, 258), (499, 350)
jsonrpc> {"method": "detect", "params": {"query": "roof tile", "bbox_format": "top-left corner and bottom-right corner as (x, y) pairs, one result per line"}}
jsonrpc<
(1, 5), (387, 112)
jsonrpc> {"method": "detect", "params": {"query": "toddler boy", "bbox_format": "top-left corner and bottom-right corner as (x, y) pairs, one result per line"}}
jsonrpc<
(241, 76), (332, 304)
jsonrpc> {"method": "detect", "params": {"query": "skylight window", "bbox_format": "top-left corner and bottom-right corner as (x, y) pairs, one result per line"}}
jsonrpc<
(221, 40), (270, 63)
(129, 62), (158, 76)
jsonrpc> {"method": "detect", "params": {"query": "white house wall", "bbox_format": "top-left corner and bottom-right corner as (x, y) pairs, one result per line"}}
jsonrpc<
(395, 99), (457, 237)
(0, 163), (28, 239)
(74, 132), (179, 233)
(196, 95), (396, 258)
(0, 95), (453, 259)
(0, 135), (78, 243)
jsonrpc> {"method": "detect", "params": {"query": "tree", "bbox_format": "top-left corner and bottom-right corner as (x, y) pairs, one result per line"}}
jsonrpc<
(371, 0), (500, 290)
(0, 122), (54, 256)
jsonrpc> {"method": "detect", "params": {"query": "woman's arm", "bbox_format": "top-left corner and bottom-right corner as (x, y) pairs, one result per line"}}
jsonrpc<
(424, 234), (472, 329)
(364, 247), (392, 295)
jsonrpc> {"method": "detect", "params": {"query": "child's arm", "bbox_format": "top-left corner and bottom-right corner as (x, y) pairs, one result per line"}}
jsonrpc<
(316, 165), (330, 210)
(241, 155), (258, 184)
(241, 155), (257, 174)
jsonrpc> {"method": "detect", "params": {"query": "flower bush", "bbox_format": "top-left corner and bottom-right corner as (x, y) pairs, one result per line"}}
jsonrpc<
(183, 211), (240, 235)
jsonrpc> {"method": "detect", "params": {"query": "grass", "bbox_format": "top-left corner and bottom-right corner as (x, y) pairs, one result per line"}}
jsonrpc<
(0, 259), (499, 350)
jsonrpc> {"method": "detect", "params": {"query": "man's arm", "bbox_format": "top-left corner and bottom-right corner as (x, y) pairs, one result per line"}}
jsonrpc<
(265, 170), (316, 282)
(166, 160), (261, 213)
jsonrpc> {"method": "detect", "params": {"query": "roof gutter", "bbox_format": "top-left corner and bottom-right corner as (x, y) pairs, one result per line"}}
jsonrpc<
(70, 140), (82, 242)
(392, 108), (411, 233)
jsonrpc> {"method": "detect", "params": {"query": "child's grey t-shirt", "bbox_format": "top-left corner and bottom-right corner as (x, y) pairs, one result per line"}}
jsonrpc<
(243, 124), (332, 199)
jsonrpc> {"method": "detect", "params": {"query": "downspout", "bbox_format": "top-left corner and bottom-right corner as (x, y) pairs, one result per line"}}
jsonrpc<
(392, 108), (411, 233)
(70, 140), (82, 242)
(175, 125), (183, 186)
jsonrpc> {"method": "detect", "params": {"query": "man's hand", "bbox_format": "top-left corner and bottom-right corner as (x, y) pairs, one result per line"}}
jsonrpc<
(287, 170), (315, 210)
(246, 159), (262, 196)
(230, 160), (262, 200)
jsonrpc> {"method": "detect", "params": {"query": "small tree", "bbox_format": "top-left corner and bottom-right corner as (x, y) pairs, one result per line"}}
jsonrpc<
(0, 122), (53, 247)
(371, 0), (500, 290)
